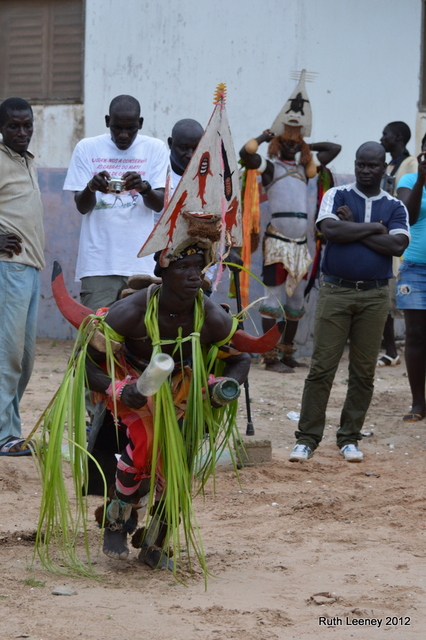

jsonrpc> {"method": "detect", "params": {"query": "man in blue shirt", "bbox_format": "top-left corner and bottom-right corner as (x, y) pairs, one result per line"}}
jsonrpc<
(289, 142), (410, 462)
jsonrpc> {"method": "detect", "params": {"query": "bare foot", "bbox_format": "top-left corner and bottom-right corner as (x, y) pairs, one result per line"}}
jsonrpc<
(138, 545), (175, 570)
(103, 529), (129, 560)
(281, 356), (308, 368)
(264, 361), (294, 374)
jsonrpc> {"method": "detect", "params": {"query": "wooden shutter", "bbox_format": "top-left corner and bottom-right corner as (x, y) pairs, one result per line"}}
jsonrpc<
(50, 1), (84, 100)
(0, 0), (84, 103)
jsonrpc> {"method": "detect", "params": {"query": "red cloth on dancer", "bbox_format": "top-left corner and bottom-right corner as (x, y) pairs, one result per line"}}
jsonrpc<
(96, 357), (192, 475)
(263, 262), (308, 287)
(95, 357), (155, 473)
(109, 400), (155, 475)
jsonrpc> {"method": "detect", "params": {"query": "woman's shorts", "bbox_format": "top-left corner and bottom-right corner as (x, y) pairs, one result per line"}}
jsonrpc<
(396, 260), (426, 310)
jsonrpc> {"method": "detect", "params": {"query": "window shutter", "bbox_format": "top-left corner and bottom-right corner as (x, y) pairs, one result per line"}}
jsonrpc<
(50, 1), (84, 101)
(0, 0), (83, 103)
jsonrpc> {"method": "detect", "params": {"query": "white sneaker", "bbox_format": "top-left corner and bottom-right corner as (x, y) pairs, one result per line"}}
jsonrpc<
(289, 444), (313, 462)
(340, 444), (363, 462)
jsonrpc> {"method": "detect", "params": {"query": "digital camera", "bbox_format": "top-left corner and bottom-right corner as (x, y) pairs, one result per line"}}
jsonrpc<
(107, 178), (125, 194)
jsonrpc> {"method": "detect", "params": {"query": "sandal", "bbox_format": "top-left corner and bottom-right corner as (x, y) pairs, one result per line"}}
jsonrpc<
(0, 437), (34, 456)
(403, 412), (425, 423)
(377, 354), (401, 367)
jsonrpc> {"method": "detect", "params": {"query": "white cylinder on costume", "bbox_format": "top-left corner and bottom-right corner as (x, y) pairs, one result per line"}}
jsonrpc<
(136, 353), (174, 396)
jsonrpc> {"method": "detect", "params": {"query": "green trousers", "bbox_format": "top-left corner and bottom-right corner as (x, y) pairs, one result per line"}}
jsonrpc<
(80, 275), (129, 311)
(295, 281), (389, 450)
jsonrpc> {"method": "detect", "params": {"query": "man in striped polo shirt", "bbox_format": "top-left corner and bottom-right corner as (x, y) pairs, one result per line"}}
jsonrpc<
(289, 141), (410, 463)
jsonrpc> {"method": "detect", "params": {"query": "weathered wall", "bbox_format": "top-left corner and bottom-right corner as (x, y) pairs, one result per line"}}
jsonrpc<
(38, 169), (81, 340)
(26, 1), (423, 171)
(31, 105), (84, 168)
(82, 0), (422, 174)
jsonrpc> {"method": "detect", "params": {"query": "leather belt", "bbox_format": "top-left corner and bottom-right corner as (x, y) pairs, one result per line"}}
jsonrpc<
(271, 212), (308, 219)
(323, 274), (389, 291)
(264, 231), (307, 245)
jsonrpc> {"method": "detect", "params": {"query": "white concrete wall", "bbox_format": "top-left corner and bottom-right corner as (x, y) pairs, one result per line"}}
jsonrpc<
(28, 0), (422, 171)
(79, 0), (422, 175)
(31, 105), (84, 168)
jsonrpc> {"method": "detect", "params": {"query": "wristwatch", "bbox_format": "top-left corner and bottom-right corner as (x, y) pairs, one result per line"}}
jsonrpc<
(140, 180), (152, 196)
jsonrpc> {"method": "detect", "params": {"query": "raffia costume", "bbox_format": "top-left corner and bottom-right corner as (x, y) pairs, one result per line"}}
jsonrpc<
(34, 281), (241, 578)
(33, 86), (265, 580)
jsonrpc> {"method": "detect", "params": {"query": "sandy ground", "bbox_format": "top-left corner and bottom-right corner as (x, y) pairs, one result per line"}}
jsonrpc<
(1, 338), (425, 640)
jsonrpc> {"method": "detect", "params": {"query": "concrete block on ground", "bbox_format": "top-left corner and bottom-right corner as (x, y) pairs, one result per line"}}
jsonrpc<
(235, 435), (272, 468)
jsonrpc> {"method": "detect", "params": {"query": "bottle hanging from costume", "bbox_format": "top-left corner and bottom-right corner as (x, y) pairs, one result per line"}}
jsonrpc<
(136, 353), (174, 396)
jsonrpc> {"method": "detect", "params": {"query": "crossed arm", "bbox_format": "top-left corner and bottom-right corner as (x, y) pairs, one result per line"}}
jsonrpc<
(319, 206), (409, 256)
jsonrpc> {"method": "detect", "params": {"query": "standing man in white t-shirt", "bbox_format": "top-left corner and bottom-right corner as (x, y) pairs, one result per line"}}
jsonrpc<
(64, 95), (169, 310)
